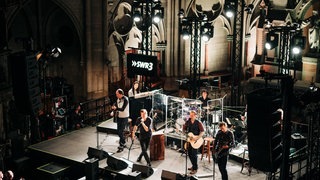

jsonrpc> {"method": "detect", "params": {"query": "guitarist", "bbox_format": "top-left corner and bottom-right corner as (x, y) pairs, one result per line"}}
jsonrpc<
(112, 89), (130, 153)
(182, 110), (204, 175)
(213, 122), (235, 180)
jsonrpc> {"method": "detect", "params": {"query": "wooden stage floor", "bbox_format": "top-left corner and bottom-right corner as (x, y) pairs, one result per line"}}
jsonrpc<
(28, 119), (267, 180)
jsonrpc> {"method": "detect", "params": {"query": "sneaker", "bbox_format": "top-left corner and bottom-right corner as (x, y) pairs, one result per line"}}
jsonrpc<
(137, 157), (141, 162)
(188, 167), (193, 171)
(147, 163), (151, 167)
(120, 144), (126, 148)
(117, 148), (123, 153)
(190, 170), (197, 175)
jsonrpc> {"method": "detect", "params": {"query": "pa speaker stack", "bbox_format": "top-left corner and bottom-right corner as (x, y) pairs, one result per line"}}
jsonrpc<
(9, 51), (41, 116)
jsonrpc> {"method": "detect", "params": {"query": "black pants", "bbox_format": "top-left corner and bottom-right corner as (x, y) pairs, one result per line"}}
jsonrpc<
(117, 117), (127, 146)
(138, 137), (151, 164)
(217, 155), (228, 180)
(187, 145), (198, 170)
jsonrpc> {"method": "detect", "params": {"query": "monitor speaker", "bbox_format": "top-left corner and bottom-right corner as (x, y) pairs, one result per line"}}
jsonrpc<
(107, 156), (128, 170)
(161, 170), (178, 180)
(87, 147), (108, 160)
(132, 164), (154, 178)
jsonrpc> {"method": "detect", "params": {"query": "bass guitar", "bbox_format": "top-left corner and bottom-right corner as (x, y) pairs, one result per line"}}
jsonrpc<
(184, 132), (204, 149)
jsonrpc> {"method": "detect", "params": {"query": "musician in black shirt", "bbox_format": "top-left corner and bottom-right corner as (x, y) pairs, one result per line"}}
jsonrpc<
(132, 109), (152, 167)
(214, 122), (235, 180)
(182, 110), (205, 175)
(198, 89), (211, 124)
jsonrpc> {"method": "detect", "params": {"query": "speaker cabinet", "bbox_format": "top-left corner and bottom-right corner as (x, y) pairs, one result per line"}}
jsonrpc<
(247, 88), (282, 172)
(132, 164), (154, 178)
(9, 51), (41, 116)
(161, 170), (178, 180)
(107, 156), (128, 170)
(87, 147), (108, 160)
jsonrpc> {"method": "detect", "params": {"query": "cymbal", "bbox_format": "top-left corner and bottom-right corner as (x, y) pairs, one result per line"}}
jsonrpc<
(171, 98), (182, 102)
(203, 106), (211, 110)
(188, 100), (202, 105)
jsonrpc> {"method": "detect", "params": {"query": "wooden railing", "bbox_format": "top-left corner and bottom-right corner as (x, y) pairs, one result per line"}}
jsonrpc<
(80, 97), (111, 125)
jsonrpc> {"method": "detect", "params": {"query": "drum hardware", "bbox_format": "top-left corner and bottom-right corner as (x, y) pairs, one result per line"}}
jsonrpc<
(171, 97), (182, 102)
(188, 100), (203, 105)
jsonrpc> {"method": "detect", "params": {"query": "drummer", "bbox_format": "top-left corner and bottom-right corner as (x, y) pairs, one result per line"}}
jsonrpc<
(198, 89), (211, 124)
(198, 89), (211, 108)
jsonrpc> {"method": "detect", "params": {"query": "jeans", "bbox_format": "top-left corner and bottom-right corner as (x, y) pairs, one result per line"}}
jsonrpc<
(188, 145), (198, 170)
(217, 155), (228, 180)
(117, 117), (127, 146)
(138, 137), (151, 164)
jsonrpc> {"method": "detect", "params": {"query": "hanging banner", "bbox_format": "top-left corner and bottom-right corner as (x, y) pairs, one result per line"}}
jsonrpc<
(127, 53), (158, 78)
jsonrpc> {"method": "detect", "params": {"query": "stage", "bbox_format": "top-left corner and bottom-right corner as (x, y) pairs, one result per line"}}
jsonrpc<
(27, 119), (267, 179)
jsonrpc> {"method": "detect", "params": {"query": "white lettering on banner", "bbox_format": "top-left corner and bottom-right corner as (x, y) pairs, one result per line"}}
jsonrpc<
(132, 60), (153, 71)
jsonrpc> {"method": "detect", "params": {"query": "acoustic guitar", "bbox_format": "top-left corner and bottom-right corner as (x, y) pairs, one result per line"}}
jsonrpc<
(184, 132), (204, 149)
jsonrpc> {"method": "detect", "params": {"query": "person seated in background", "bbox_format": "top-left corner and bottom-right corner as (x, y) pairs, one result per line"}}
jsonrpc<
(198, 89), (211, 125)
(198, 89), (211, 107)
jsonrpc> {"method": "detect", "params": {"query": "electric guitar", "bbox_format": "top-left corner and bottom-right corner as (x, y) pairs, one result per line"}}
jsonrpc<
(214, 143), (229, 159)
(184, 132), (204, 149)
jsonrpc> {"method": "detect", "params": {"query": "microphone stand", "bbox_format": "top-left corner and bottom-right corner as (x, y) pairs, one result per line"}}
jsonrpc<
(181, 125), (190, 180)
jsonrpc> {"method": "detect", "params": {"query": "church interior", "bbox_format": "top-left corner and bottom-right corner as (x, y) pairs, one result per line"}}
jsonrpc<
(0, 0), (319, 179)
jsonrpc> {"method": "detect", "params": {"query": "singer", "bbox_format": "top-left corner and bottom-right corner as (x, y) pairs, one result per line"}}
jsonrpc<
(132, 109), (152, 167)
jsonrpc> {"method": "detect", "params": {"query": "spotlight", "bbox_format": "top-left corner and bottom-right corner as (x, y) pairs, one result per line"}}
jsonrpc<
(291, 35), (305, 55)
(51, 47), (62, 58)
(181, 28), (190, 40)
(133, 10), (142, 22)
(178, 9), (184, 19)
(201, 22), (213, 42)
(224, 0), (236, 18)
(265, 32), (279, 50)
(152, 3), (164, 23)
(244, 4), (254, 14)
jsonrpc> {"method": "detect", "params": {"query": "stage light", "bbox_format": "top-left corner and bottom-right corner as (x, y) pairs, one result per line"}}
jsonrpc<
(201, 22), (213, 42)
(291, 35), (305, 55)
(51, 47), (62, 58)
(133, 10), (142, 22)
(265, 32), (279, 50)
(181, 28), (190, 40)
(178, 9), (184, 19)
(224, 0), (236, 18)
(152, 3), (164, 23)
(244, 4), (254, 14)
(225, 7), (235, 18)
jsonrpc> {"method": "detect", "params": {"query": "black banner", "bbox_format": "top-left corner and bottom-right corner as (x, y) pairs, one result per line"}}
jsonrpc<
(127, 53), (157, 78)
